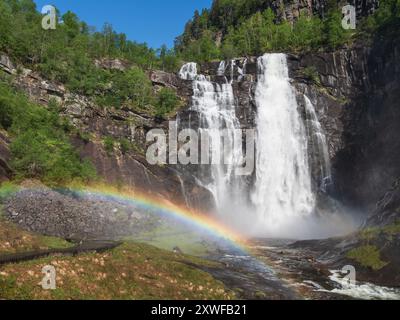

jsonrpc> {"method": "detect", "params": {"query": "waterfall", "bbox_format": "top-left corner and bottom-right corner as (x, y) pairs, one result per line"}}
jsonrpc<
(178, 62), (243, 213)
(303, 95), (332, 192)
(179, 62), (198, 80)
(238, 58), (247, 81)
(217, 61), (226, 76)
(178, 54), (347, 238)
(251, 54), (315, 232)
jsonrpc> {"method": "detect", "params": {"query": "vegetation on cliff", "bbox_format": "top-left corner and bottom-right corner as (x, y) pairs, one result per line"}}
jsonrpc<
(347, 245), (389, 271)
(176, 0), (400, 62)
(0, 0), (180, 115)
(359, 0), (400, 38)
(0, 0), (185, 185)
(0, 80), (96, 185)
(175, 0), (352, 61)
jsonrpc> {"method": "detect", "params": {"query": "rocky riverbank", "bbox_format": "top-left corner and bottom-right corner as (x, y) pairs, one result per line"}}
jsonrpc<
(4, 185), (156, 241)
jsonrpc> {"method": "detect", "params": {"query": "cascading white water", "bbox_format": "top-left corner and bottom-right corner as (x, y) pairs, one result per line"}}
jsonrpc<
(304, 95), (332, 192)
(251, 54), (315, 234)
(178, 54), (355, 238)
(238, 58), (247, 81)
(179, 62), (198, 80)
(179, 62), (243, 213)
(217, 61), (226, 76)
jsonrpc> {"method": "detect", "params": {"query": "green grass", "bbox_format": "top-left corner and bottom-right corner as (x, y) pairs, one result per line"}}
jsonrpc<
(0, 182), (19, 202)
(0, 207), (233, 300)
(346, 245), (389, 271)
(0, 212), (73, 255)
(39, 236), (74, 250)
(128, 224), (219, 257)
(0, 242), (234, 300)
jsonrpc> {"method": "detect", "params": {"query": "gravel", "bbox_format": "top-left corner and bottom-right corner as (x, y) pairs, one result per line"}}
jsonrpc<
(4, 187), (158, 241)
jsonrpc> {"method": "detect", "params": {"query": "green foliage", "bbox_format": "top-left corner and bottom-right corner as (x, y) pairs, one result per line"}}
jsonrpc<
(0, 81), (96, 185)
(119, 138), (131, 154)
(347, 245), (389, 271)
(77, 131), (92, 144)
(155, 88), (180, 118)
(177, 1), (355, 61)
(225, 7), (350, 55)
(158, 45), (181, 72)
(359, 0), (400, 37)
(180, 30), (221, 63)
(292, 14), (324, 50)
(0, 0), (180, 106)
(103, 136), (115, 155)
(175, 0), (272, 52)
(323, 8), (350, 49)
(91, 67), (155, 110)
(113, 67), (154, 109)
(301, 66), (321, 85)
(0, 182), (18, 202)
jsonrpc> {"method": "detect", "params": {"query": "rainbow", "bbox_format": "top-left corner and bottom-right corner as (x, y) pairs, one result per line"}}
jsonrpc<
(64, 184), (249, 252)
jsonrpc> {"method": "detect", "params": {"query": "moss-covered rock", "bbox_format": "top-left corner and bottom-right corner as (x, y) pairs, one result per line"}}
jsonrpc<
(346, 245), (389, 271)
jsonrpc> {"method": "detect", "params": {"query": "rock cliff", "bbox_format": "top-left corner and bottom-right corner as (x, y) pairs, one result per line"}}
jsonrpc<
(0, 54), (212, 211)
(1, 30), (399, 228)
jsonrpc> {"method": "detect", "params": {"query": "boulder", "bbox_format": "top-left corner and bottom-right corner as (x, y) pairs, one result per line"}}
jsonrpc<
(94, 58), (130, 71)
(0, 54), (15, 74)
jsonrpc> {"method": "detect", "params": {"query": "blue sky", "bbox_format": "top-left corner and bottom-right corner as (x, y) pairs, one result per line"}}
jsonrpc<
(33, 0), (212, 48)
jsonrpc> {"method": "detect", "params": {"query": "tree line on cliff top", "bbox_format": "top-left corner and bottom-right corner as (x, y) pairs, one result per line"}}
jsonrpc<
(175, 0), (400, 62)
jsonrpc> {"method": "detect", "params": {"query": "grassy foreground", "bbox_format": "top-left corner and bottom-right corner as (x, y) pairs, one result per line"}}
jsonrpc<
(0, 217), (235, 300)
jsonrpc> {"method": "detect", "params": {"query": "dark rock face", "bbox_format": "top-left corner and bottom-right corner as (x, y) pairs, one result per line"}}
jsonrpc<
(332, 39), (400, 213)
(236, 0), (379, 25)
(271, 40), (400, 224)
(367, 178), (400, 227)
(309, 0), (379, 20)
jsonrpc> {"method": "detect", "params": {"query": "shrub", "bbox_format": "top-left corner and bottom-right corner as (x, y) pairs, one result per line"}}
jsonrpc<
(155, 88), (180, 118)
(119, 138), (131, 154)
(103, 136), (115, 155)
(302, 66), (320, 85)
(0, 81), (96, 186)
(0, 182), (19, 203)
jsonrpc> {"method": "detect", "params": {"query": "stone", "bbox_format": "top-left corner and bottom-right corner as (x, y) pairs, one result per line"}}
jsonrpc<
(94, 58), (130, 71)
(0, 55), (15, 74)
(150, 70), (180, 88)
(173, 246), (183, 254)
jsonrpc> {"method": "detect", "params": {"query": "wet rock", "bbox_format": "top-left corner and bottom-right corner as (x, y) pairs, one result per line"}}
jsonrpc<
(367, 178), (400, 227)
